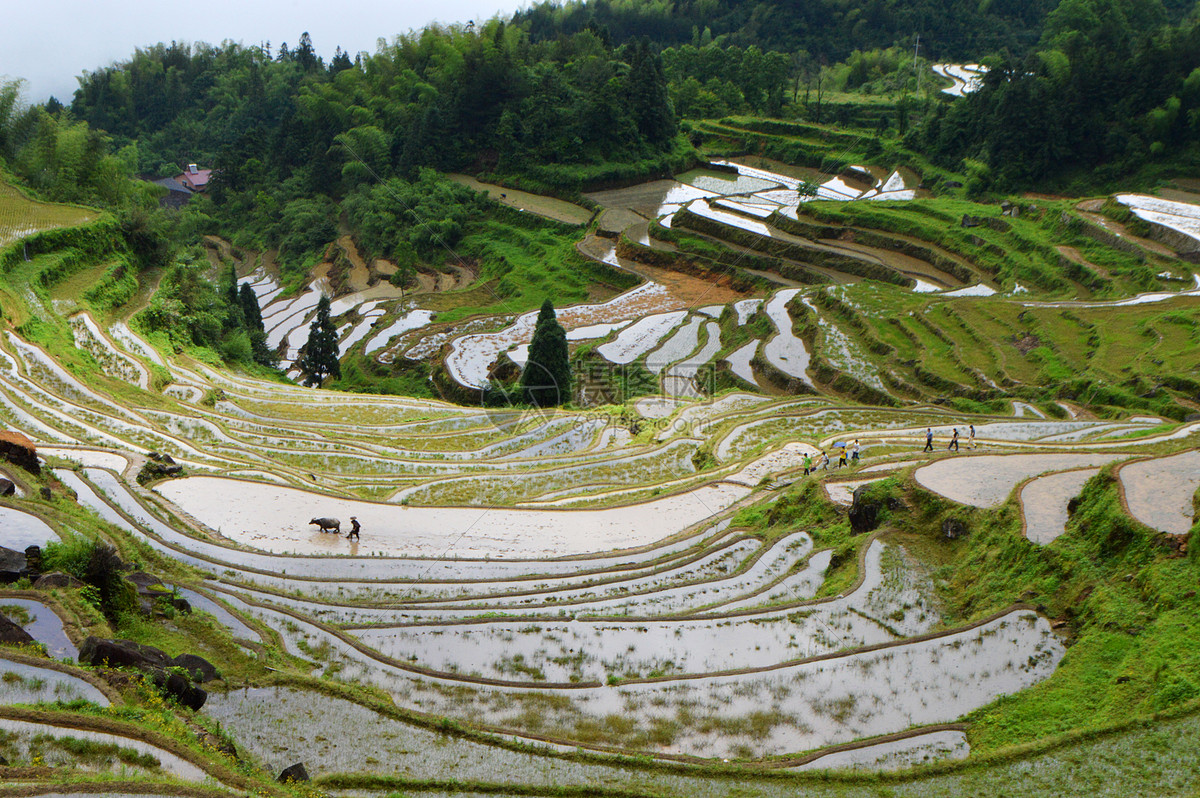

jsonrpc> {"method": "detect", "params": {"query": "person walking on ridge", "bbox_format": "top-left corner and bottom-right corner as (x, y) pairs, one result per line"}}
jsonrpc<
(968, 424), (976, 449)
(924, 428), (934, 452)
(803, 452), (813, 476)
(348, 516), (361, 540)
(948, 428), (959, 452)
(837, 447), (848, 469)
(850, 439), (861, 463)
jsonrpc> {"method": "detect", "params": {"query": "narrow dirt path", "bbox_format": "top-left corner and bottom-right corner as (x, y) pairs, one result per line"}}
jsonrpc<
(1055, 245), (1110, 277)
(1075, 204), (1178, 258)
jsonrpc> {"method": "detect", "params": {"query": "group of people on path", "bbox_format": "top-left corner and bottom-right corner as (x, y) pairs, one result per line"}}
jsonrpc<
(797, 422), (980, 482)
(924, 424), (976, 453)
(802, 439), (860, 476)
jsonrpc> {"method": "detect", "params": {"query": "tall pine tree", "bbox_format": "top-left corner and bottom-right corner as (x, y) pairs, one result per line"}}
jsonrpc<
(520, 299), (571, 407)
(238, 282), (274, 366)
(627, 39), (676, 146)
(298, 294), (341, 387)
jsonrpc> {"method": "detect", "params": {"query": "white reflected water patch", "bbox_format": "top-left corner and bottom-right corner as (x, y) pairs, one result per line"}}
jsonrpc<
(0, 506), (59, 550)
(596, 311), (688, 365)
(762, 289), (811, 383)
(364, 309), (436, 356)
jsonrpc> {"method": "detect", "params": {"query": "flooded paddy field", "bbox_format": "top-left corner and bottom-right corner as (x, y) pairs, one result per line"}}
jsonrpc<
(0, 657), (108, 705)
(1117, 449), (1200, 535)
(0, 716), (208, 781)
(0, 598), (77, 660)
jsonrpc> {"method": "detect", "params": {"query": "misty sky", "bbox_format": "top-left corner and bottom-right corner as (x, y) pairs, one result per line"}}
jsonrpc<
(1, 0), (533, 104)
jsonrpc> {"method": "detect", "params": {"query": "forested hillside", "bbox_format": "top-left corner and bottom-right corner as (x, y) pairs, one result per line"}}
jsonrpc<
(911, 0), (1200, 190)
(513, 0), (1063, 61)
(64, 25), (685, 271)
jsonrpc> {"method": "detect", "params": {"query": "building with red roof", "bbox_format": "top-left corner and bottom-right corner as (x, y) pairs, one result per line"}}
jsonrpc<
(178, 163), (212, 192)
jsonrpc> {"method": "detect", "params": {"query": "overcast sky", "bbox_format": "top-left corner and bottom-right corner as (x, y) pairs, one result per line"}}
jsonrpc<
(1, 0), (533, 104)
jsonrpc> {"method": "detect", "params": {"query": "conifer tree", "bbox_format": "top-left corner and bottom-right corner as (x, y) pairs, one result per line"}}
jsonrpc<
(239, 282), (274, 366)
(224, 263), (240, 310)
(520, 299), (571, 407)
(627, 39), (676, 146)
(298, 294), (341, 387)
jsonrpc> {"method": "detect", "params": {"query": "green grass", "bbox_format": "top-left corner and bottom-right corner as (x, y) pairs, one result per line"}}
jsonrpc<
(422, 217), (637, 324)
(880, 465), (1200, 754)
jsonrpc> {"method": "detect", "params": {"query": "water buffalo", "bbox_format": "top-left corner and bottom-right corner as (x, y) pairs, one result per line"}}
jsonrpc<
(309, 517), (340, 533)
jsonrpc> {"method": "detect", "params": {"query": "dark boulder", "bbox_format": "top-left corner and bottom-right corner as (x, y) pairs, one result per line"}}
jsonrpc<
(0, 613), (34, 646)
(942, 518), (968, 539)
(39, 487), (52, 501)
(34, 571), (85, 590)
(78, 637), (207, 710)
(0, 478), (15, 496)
(137, 459), (183, 484)
(0, 430), (39, 476)
(149, 670), (206, 711)
(278, 763), (310, 783)
(126, 572), (189, 615)
(126, 571), (168, 596)
(171, 653), (220, 683)
(0, 546), (26, 584)
(848, 485), (881, 535)
(79, 637), (173, 670)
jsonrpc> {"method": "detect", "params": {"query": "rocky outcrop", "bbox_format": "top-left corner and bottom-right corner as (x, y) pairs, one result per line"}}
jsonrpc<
(0, 478), (15, 496)
(278, 762), (310, 783)
(848, 486), (881, 535)
(0, 545), (42, 583)
(136, 453), (183, 485)
(125, 571), (190, 614)
(78, 637), (207, 710)
(34, 571), (85, 590)
(0, 546), (32, 584)
(24, 545), (42, 578)
(0, 613), (34, 646)
(848, 486), (906, 535)
(171, 653), (220, 683)
(79, 637), (173, 670)
(0, 431), (38, 476)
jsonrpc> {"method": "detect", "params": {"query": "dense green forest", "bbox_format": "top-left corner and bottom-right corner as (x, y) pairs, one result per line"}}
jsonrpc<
(60, 24), (684, 272)
(911, 0), (1200, 190)
(513, 0), (1063, 61)
(0, 0), (1198, 292)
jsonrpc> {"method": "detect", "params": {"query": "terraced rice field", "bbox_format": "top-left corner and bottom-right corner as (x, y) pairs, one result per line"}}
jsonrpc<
(0, 179), (98, 249)
(7, 295), (1193, 763)
(3, 171), (1200, 794)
